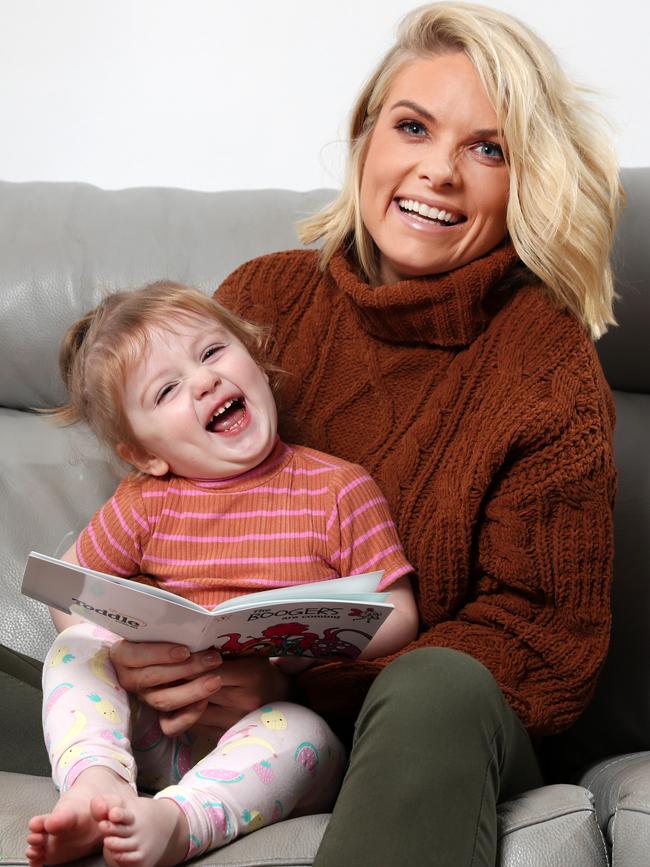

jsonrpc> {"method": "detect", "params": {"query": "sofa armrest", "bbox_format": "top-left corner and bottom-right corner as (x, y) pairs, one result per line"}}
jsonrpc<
(581, 751), (650, 866)
(497, 784), (608, 866)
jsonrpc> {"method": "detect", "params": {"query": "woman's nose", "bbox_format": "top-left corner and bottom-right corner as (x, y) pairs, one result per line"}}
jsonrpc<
(418, 146), (458, 188)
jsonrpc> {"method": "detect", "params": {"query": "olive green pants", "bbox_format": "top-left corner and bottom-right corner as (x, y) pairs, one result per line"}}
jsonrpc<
(314, 648), (542, 867)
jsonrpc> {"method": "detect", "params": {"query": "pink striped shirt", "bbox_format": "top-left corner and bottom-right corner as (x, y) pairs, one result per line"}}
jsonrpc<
(77, 440), (413, 609)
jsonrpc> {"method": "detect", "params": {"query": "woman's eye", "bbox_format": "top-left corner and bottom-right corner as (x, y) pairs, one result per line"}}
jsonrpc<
(396, 119), (427, 138)
(473, 141), (505, 162)
(202, 344), (223, 362)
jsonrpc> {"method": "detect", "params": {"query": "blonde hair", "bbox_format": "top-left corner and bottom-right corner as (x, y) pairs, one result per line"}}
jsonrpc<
(51, 281), (279, 459)
(300, 1), (623, 338)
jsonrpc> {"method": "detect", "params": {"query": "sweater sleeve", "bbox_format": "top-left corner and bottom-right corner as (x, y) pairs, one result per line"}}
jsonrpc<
(298, 326), (616, 739)
(428, 384), (616, 737)
(76, 476), (148, 576)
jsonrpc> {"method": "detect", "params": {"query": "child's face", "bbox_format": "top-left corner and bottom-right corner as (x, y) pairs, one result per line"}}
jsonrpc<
(119, 314), (278, 479)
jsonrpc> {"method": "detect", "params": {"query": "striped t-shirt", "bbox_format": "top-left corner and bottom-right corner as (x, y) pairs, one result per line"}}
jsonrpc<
(77, 439), (413, 609)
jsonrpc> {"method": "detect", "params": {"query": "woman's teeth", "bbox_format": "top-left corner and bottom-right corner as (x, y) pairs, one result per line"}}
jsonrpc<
(398, 199), (462, 224)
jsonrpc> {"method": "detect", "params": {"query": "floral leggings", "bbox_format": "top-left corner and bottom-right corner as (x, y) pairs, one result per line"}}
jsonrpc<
(42, 624), (345, 860)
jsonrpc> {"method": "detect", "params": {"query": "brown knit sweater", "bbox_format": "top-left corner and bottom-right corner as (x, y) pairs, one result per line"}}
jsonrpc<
(216, 243), (616, 739)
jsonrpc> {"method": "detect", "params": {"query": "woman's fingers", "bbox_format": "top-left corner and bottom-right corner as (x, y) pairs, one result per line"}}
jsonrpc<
(109, 638), (191, 667)
(158, 699), (212, 737)
(141, 672), (223, 713)
(160, 703), (238, 738)
(109, 639), (222, 692)
(206, 657), (291, 711)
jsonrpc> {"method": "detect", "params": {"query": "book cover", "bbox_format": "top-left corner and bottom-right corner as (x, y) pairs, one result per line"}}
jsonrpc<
(22, 551), (394, 658)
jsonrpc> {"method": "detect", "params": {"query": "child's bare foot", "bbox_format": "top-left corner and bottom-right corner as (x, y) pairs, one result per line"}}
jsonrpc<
(26, 766), (134, 866)
(96, 795), (189, 867)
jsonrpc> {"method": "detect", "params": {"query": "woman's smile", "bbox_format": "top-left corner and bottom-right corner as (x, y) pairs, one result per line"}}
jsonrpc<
(394, 197), (467, 231)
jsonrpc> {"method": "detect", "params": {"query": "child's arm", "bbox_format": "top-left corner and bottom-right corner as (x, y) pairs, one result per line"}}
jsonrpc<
(359, 574), (419, 659)
(49, 542), (86, 633)
(276, 574), (419, 673)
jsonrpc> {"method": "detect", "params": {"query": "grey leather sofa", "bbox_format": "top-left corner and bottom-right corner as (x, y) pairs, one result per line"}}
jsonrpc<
(0, 169), (648, 865)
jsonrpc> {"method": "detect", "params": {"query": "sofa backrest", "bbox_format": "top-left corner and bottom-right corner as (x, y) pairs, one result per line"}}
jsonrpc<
(0, 172), (648, 771)
(0, 182), (335, 411)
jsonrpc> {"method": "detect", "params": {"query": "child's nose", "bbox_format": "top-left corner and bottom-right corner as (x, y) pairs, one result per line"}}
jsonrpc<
(192, 367), (221, 399)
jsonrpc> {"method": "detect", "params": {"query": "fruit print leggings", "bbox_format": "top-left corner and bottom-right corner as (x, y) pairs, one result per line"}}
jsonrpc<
(42, 623), (346, 860)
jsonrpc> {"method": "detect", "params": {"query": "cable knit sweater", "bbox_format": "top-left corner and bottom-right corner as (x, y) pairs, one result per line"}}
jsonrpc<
(216, 243), (616, 738)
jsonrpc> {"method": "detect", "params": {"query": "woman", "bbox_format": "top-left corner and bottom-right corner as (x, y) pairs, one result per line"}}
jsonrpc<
(16, 2), (622, 864)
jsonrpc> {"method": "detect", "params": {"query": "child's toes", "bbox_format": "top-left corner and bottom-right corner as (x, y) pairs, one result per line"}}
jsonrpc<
(108, 804), (134, 824)
(103, 831), (138, 854)
(27, 815), (47, 833)
(25, 844), (46, 867)
(92, 794), (132, 828)
(90, 795), (111, 823)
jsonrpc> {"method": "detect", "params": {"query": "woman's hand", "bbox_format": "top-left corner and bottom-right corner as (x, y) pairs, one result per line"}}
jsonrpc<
(109, 639), (224, 736)
(197, 656), (292, 734)
(109, 640), (292, 737)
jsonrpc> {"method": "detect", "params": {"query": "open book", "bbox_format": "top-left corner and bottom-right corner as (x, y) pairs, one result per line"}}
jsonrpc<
(22, 552), (394, 658)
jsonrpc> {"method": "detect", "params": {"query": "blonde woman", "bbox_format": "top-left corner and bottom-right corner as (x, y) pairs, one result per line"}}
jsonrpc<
(10, 3), (622, 864)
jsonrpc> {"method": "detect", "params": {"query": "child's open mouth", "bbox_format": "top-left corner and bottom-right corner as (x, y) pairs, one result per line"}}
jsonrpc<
(206, 397), (247, 433)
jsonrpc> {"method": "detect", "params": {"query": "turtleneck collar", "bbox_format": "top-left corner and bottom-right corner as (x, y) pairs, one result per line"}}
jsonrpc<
(188, 437), (292, 491)
(329, 242), (522, 346)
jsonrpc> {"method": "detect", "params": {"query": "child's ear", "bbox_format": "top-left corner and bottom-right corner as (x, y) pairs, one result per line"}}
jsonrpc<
(116, 443), (169, 477)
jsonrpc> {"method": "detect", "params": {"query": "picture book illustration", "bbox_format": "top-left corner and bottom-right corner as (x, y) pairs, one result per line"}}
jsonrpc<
(22, 552), (395, 658)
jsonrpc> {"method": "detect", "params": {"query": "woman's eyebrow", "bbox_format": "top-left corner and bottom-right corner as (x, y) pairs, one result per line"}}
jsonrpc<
(473, 128), (502, 139)
(390, 99), (435, 122)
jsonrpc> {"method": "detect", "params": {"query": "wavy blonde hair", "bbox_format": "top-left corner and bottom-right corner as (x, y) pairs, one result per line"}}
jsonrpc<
(50, 281), (279, 461)
(300, 1), (623, 338)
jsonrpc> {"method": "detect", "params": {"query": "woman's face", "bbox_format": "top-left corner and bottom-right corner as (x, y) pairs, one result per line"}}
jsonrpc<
(360, 52), (510, 284)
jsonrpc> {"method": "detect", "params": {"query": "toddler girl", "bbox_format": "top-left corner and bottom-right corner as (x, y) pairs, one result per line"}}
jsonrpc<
(26, 281), (418, 867)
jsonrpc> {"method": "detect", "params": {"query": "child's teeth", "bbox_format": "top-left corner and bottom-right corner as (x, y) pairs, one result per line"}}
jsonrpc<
(215, 399), (234, 416)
